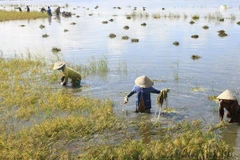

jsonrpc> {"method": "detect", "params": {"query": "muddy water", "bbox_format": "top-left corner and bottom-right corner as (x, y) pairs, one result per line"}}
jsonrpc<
(1, 0), (240, 157)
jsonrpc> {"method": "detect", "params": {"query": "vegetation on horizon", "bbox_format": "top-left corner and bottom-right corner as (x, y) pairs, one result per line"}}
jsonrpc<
(0, 10), (48, 21)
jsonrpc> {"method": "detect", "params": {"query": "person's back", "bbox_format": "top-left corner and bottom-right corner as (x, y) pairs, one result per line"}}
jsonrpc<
(47, 6), (52, 16)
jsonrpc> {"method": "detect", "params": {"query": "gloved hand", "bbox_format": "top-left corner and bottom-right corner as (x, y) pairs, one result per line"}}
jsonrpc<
(124, 96), (128, 104)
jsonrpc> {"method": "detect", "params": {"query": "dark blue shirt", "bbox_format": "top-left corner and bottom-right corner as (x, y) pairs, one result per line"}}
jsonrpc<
(127, 85), (161, 109)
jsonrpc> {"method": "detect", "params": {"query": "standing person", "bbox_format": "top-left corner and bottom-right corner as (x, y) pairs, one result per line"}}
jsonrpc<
(217, 89), (240, 123)
(53, 61), (82, 87)
(124, 75), (161, 113)
(47, 6), (52, 16)
(55, 6), (61, 16)
(26, 5), (30, 12)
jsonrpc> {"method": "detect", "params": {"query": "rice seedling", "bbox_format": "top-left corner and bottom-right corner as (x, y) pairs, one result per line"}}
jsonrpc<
(141, 22), (147, 26)
(87, 56), (109, 73)
(230, 14), (236, 21)
(39, 24), (45, 29)
(202, 25), (209, 29)
(173, 41), (179, 46)
(122, 36), (129, 40)
(51, 47), (61, 53)
(0, 10), (48, 21)
(64, 29), (69, 32)
(191, 55), (201, 60)
(123, 26), (129, 30)
(191, 34), (199, 39)
(70, 22), (76, 25)
(204, 12), (223, 20)
(42, 34), (49, 38)
(117, 60), (128, 73)
(131, 39), (139, 43)
(127, 11), (149, 19)
(109, 33), (116, 38)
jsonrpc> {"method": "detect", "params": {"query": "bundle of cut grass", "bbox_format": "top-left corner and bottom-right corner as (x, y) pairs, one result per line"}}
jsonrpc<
(218, 30), (228, 37)
(191, 34), (199, 39)
(202, 25), (209, 29)
(131, 39), (139, 43)
(141, 23), (147, 26)
(156, 88), (170, 106)
(173, 41), (179, 46)
(109, 33), (116, 38)
(123, 26), (130, 30)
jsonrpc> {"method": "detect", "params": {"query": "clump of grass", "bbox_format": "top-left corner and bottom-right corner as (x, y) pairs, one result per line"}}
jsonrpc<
(202, 25), (209, 29)
(42, 34), (49, 38)
(204, 12), (223, 20)
(141, 22), (147, 26)
(219, 18), (224, 22)
(191, 34), (199, 39)
(191, 55), (201, 60)
(131, 38), (139, 43)
(109, 19), (114, 22)
(109, 33), (116, 38)
(208, 95), (218, 102)
(173, 41), (179, 46)
(102, 21), (108, 24)
(123, 26), (129, 30)
(51, 47), (61, 53)
(19, 24), (25, 27)
(218, 30), (228, 37)
(122, 36), (129, 40)
(89, 14), (93, 16)
(87, 56), (109, 73)
(237, 21), (240, 25)
(189, 20), (195, 24)
(192, 86), (205, 92)
(39, 24), (45, 29)
(0, 10), (48, 21)
(64, 29), (69, 32)
(192, 14), (199, 20)
(127, 11), (149, 19)
(76, 15), (80, 18)
(70, 22), (76, 25)
(126, 16), (131, 19)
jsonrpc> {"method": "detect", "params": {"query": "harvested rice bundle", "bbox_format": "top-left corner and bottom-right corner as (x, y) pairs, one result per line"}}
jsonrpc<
(156, 88), (170, 107)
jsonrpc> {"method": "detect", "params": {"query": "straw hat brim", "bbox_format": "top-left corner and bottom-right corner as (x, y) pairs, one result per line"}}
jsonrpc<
(135, 75), (154, 88)
(217, 89), (237, 100)
(53, 61), (65, 70)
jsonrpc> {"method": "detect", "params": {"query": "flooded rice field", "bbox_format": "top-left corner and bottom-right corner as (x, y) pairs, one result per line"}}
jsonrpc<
(1, 0), (240, 158)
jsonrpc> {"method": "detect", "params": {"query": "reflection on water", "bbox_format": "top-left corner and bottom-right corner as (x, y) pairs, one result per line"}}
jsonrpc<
(1, 0), (240, 156)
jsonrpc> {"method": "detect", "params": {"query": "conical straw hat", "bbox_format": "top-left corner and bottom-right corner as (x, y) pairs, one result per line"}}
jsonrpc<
(135, 75), (154, 88)
(217, 89), (237, 100)
(53, 61), (65, 70)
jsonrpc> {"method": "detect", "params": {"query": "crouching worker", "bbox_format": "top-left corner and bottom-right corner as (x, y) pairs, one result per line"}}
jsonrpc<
(124, 75), (161, 113)
(53, 61), (81, 87)
(217, 89), (240, 123)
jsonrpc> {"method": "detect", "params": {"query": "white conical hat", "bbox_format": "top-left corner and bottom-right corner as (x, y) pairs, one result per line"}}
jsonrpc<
(217, 89), (237, 100)
(135, 75), (154, 88)
(53, 61), (65, 70)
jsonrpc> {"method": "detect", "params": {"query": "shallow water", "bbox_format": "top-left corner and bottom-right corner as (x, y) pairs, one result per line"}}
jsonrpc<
(1, 0), (240, 157)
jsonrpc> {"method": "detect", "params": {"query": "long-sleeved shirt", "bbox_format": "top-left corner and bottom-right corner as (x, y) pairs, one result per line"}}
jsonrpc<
(62, 67), (81, 84)
(126, 85), (161, 109)
(219, 100), (240, 122)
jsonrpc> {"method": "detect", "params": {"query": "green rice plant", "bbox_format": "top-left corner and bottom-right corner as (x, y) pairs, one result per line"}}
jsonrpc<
(204, 12), (223, 20)
(0, 10), (48, 21)
(117, 60), (127, 73)
(208, 95), (218, 102)
(230, 14), (236, 21)
(152, 13), (161, 19)
(87, 56), (109, 73)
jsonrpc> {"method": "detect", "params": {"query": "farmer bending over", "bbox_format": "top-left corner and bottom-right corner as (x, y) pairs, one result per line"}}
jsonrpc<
(53, 61), (81, 87)
(124, 75), (161, 113)
(217, 89), (240, 123)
